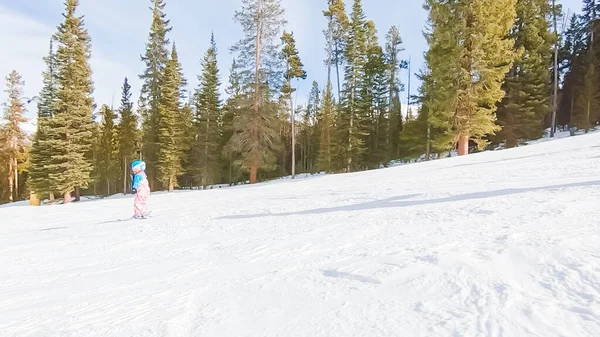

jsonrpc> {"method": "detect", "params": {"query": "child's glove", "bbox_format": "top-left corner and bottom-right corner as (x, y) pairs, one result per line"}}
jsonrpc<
(131, 188), (137, 194)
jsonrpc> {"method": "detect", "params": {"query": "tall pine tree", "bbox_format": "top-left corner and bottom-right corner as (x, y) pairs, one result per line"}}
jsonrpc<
(117, 78), (138, 194)
(221, 59), (245, 185)
(193, 34), (222, 188)
(230, 0), (287, 184)
(385, 26), (406, 160)
(139, 0), (172, 189)
(559, 14), (586, 128)
(157, 44), (186, 191)
(424, 0), (517, 155)
(1, 71), (28, 202)
(362, 20), (389, 169)
(281, 31), (307, 178)
(572, 0), (600, 132)
(46, 0), (95, 203)
(323, 0), (349, 98)
(29, 40), (59, 202)
(496, 0), (554, 147)
(97, 104), (119, 195)
(302, 81), (320, 173)
(339, 0), (368, 171)
(317, 82), (337, 172)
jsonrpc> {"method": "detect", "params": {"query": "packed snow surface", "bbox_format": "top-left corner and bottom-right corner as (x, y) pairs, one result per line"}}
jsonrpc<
(2, 133), (600, 337)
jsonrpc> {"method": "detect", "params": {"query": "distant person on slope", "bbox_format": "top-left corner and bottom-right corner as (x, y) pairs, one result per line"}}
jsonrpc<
(131, 160), (151, 219)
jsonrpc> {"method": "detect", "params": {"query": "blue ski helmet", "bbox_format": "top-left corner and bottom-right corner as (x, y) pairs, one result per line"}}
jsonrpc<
(131, 160), (146, 172)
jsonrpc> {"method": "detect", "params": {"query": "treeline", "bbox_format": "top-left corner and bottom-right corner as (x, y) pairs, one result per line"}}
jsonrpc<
(0, 0), (596, 204)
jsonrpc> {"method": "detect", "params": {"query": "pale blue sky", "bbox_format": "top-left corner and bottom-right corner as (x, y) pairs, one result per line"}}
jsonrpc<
(0, 0), (583, 125)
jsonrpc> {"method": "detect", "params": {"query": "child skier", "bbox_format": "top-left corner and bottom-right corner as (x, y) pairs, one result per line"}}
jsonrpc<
(131, 160), (150, 219)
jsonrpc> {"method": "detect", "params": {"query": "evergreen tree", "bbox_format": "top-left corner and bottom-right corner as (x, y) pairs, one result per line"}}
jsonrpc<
(323, 0), (349, 98)
(559, 14), (586, 127)
(423, 0), (517, 155)
(302, 81), (321, 172)
(117, 77), (138, 194)
(230, 0), (287, 184)
(193, 34), (222, 188)
(362, 20), (389, 169)
(0, 133), (8, 202)
(97, 104), (119, 195)
(221, 59), (245, 185)
(339, 0), (368, 171)
(139, 0), (172, 188)
(178, 101), (194, 188)
(157, 44), (186, 191)
(1, 71), (28, 202)
(46, 0), (95, 203)
(281, 31), (307, 178)
(570, 0), (600, 132)
(317, 82), (336, 172)
(385, 26), (406, 160)
(496, 0), (554, 147)
(29, 40), (59, 202)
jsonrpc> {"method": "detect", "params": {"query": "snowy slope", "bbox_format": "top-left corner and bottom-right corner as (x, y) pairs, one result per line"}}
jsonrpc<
(2, 133), (600, 337)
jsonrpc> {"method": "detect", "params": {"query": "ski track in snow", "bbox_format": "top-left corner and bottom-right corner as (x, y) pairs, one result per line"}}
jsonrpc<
(2, 133), (600, 336)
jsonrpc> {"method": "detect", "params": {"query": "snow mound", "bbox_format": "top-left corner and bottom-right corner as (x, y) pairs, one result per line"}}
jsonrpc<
(1, 132), (600, 336)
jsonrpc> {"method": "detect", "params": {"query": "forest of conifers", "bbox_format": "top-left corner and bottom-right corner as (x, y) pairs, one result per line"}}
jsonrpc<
(0, 0), (598, 204)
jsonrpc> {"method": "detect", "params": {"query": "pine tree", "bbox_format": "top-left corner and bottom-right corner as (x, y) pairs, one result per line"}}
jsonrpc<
(385, 26), (406, 160)
(281, 31), (307, 178)
(117, 78), (138, 194)
(1, 71), (28, 202)
(178, 101), (194, 188)
(139, 0), (172, 189)
(424, 0), (517, 155)
(46, 0), (95, 203)
(157, 44), (186, 191)
(0, 134), (8, 202)
(221, 59), (245, 185)
(230, 0), (287, 184)
(362, 20), (389, 169)
(571, 0), (600, 132)
(29, 40), (59, 202)
(339, 0), (368, 171)
(303, 81), (321, 172)
(97, 104), (119, 195)
(559, 14), (586, 128)
(496, 0), (554, 147)
(193, 34), (222, 188)
(317, 82), (336, 172)
(323, 0), (349, 98)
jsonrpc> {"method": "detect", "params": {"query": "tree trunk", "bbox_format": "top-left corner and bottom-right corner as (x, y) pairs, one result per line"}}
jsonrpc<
(14, 157), (19, 201)
(506, 132), (519, 148)
(250, 165), (258, 184)
(348, 74), (356, 173)
(229, 152), (233, 185)
(335, 44), (341, 99)
(326, 1), (334, 95)
(123, 156), (127, 195)
(75, 186), (80, 202)
(327, 122), (332, 172)
(169, 176), (174, 192)
(205, 116), (209, 187)
(457, 135), (469, 156)
(426, 124), (431, 161)
(8, 157), (14, 202)
(586, 100), (591, 133)
(64, 191), (72, 204)
(291, 97), (296, 179)
(49, 192), (55, 204)
(250, 0), (263, 184)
